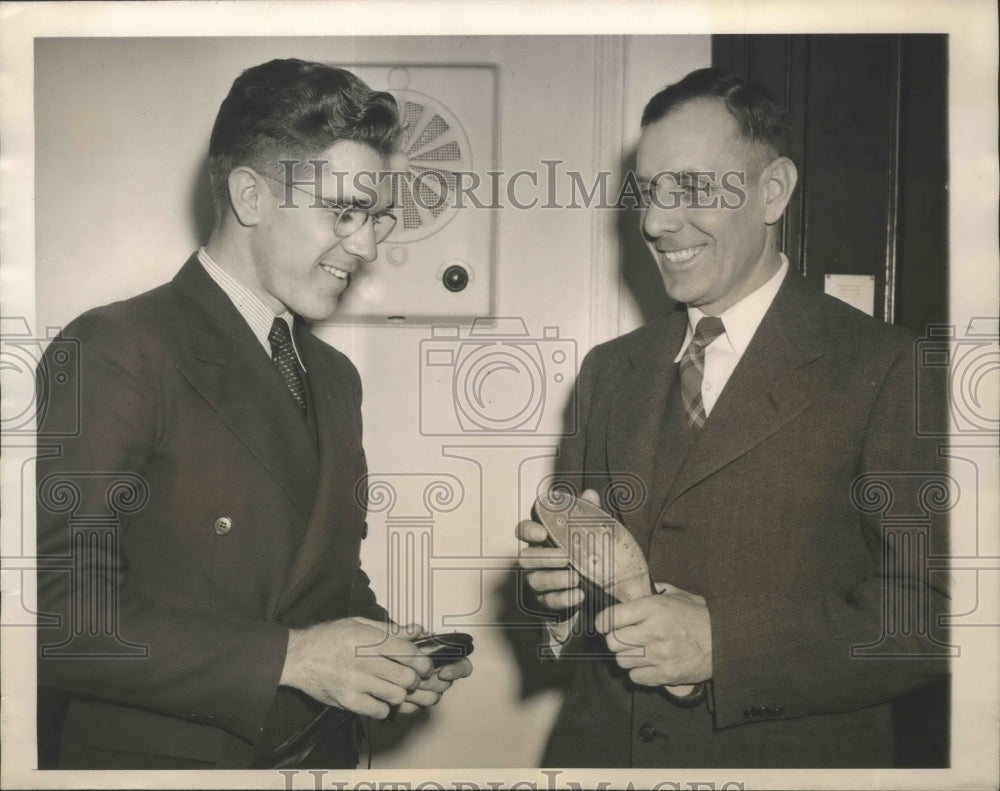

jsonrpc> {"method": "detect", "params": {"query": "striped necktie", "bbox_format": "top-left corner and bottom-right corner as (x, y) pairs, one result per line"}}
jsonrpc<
(679, 316), (726, 428)
(268, 317), (308, 415)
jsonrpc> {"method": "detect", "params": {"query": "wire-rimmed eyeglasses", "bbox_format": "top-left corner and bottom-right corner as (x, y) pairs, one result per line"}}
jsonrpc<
(258, 171), (398, 243)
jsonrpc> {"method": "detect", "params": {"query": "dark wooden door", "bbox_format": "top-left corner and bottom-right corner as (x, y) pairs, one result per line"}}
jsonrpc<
(713, 34), (948, 337)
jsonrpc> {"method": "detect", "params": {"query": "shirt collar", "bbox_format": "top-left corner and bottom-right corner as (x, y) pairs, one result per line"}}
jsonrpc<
(197, 247), (305, 369)
(674, 254), (789, 362)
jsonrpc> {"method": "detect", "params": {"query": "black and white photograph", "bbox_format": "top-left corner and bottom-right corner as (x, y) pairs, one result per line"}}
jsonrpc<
(1, 2), (997, 789)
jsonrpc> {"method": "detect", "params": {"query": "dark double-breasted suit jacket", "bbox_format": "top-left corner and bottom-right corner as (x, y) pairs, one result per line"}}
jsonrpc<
(544, 271), (950, 768)
(36, 256), (385, 768)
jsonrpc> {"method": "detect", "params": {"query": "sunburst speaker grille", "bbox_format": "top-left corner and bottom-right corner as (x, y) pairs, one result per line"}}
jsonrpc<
(390, 90), (473, 243)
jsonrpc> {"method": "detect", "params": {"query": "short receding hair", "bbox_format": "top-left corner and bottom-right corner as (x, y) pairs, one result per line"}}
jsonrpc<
(208, 58), (401, 212)
(641, 68), (792, 163)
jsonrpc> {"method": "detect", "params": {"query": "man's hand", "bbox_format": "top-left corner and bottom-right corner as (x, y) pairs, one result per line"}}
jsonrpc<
(280, 617), (435, 719)
(595, 582), (712, 687)
(398, 656), (474, 714)
(516, 489), (605, 612)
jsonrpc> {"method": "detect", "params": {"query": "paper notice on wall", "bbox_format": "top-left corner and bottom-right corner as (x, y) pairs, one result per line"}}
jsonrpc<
(824, 274), (876, 316)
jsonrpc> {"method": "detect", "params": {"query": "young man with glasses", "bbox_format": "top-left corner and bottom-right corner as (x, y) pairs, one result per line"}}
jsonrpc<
(36, 58), (471, 770)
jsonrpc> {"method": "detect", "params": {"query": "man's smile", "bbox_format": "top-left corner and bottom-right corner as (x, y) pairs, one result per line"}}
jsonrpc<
(659, 244), (707, 265)
(319, 263), (351, 280)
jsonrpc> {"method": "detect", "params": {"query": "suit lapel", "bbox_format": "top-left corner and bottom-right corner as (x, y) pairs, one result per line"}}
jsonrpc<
(170, 257), (319, 518)
(278, 324), (361, 605)
(606, 309), (688, 546)
(657, 273), (827, 516)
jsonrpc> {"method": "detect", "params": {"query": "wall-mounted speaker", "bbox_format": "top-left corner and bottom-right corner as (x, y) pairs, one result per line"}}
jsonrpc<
(326, 64), (498, 324)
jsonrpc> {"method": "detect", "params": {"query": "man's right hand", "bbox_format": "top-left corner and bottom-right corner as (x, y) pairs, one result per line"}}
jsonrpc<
(280, 617), (435, 719)
(516, 488), (603, 612)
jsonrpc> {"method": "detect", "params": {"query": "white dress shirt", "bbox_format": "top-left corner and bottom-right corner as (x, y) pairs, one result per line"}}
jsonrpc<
(197, 247), (306, 370)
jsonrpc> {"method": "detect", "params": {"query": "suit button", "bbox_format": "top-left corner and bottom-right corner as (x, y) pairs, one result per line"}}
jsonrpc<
(772, 706), (785, 717)
(638, 724), (657, 742)
(361, 521), (369, 539)
(214, 516), (233, 535)
(743, 708), (757, 719)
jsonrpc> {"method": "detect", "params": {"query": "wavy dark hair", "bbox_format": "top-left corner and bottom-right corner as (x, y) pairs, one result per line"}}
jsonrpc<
(208, 58), (401, 212)
(641, 67), (791, 162)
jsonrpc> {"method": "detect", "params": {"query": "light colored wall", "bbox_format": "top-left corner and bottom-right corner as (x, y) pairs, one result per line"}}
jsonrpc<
(34, 34), (709, 767)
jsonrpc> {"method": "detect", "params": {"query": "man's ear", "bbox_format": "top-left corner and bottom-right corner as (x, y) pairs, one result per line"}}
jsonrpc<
(227, 167), (266, 227)
(760, 157), (798, 225)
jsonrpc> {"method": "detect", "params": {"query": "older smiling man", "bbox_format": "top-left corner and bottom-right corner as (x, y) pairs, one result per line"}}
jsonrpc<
(518, 67), (949, 768)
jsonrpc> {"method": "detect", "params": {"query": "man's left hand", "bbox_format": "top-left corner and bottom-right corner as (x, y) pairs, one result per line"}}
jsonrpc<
(595, 582), (712, 687)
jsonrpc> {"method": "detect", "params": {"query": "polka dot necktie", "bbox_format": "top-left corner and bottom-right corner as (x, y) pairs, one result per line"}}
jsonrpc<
(268, 317), (308, 416)
(679, 316), (726, 429)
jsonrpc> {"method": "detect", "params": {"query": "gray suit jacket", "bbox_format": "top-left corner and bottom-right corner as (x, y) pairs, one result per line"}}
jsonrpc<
(544, 271), (949, 768)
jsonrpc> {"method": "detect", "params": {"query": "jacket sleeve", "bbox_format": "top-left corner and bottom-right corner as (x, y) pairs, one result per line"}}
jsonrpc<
(334, 351), (390, 626)
(554, 343), (603, 491)
(706, 342), (951, 728)
(35, 311), (289, 743)
(349, 566), (389, 623)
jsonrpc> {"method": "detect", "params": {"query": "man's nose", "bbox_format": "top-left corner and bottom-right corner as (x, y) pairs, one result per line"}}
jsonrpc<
(340, 218), (379, 263)
(642, 202), (685, 238)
